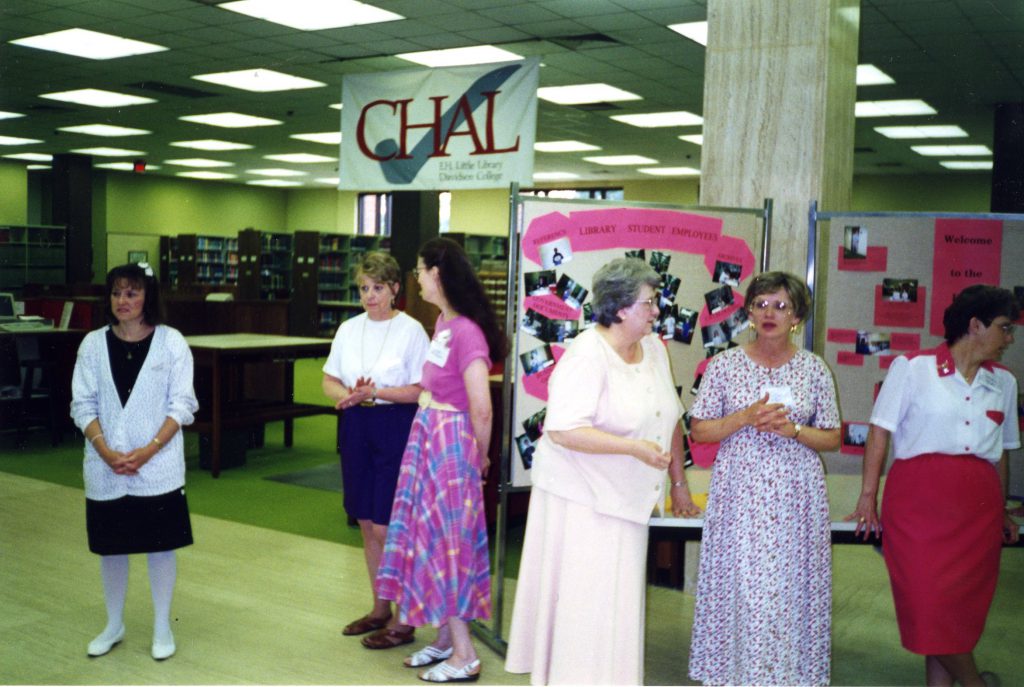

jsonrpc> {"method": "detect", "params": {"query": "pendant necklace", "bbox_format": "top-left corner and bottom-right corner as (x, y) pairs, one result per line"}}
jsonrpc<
(361, 312), (394, 377)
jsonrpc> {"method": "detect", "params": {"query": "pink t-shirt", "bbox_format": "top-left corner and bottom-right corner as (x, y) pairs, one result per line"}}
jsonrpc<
(420, 315), (491, 411)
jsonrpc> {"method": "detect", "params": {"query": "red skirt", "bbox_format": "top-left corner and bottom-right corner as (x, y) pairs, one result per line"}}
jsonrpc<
(881, 453), (1004, 655)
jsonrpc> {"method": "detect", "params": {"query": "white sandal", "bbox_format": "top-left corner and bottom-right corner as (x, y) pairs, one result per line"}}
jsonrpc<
(418, 659), (481, 683)
(405, 645), (454, 668)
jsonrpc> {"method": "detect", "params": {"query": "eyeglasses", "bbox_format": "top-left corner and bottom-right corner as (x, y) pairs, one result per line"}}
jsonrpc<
(998, 323), (1016, 335)
(633, 297), (659, 309)
(751, 300), (792, 312)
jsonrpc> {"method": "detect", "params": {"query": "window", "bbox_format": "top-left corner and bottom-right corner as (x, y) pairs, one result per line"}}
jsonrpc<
(357, 192), (392, 236)
(523, 187), (624, 201)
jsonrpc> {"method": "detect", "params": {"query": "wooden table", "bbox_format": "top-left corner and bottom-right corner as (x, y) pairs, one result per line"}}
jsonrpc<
(185, 333), (334, 477)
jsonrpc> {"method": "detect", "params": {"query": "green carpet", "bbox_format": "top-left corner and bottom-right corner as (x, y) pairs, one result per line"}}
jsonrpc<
(264, 461), (343, 492)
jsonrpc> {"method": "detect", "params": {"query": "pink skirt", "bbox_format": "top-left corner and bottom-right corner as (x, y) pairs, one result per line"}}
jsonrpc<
(881, 453), (1004, 654)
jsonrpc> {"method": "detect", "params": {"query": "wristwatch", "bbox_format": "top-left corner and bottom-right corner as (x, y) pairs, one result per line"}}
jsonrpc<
(792, 423), (803, 439)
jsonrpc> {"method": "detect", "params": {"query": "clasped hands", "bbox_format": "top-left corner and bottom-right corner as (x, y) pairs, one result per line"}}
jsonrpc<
(336, 376), (376, 410)
(102, 443), (158, 476)
(746, 393), (796, 437)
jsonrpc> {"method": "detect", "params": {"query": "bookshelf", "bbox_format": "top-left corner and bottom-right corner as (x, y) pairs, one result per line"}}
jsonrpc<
(0, 224), (66, 294)
(445, 232), (508, 271)
(237, 229), (292, 299)
(161, 234), (238, 289)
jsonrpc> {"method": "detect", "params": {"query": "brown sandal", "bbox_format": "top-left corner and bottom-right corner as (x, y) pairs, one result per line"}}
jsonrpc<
(342, 613), (392, 636)
(361, 625), (415, 649)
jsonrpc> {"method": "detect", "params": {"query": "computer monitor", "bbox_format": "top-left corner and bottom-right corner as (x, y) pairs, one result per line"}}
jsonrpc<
(0, 292), (15, 318)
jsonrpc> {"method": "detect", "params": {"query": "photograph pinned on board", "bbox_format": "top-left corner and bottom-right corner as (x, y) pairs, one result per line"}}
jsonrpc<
(524, 269), (557, 296)
(844, 225), (868, 259)
(701, 321), (731, 349)
(659, 274), (681, 308)
(544, 318), (580, 343)
(520, 308), (550, 338)
(724, 306), (750, 338)
(855, 330), (891, 356)
(704, 284), (735, 315)
(522, 407), (546, 441)
(650, 250), (671, 274)
(538, 237), (573, 269)
(690, 373), (703, 396)
(555, 273), (589, 310)
(658, 304), (678, 339)
(625, 248), (646, 261)
(515, 433), (537, 470)
(520, 344), (555, 375)
(882, 278), (918, 302)
(713, 259), (743, 287)
(582, 302), (597, 329)
(674, 307), (699, 344)
(843, 422), (869, 448)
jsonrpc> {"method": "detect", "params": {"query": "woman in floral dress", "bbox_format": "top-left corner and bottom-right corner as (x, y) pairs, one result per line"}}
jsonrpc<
(688, 271), (840, 686)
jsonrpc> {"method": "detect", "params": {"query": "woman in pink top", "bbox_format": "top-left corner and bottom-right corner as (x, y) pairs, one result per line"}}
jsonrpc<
(375, 238), (507, 683)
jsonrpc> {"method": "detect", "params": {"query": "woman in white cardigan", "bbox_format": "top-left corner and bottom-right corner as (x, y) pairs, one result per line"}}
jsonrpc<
(70, 263), (198, 661)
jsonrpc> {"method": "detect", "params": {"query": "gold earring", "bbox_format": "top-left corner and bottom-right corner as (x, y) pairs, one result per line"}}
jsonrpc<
(790, 323), (799, 334)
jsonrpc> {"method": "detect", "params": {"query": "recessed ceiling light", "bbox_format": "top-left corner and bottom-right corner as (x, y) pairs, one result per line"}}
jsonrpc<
(611, 111), (703, 127)
(537, 84), (642, 105)
(533, 172), (581, 181)
(247, 168), (307, 177)
(397, 45), (523, 67)
(856, 64), (895, 86)
(40, 88), (156, 108)
(316, 177), (341, 185)
(874, 125), (968, 139)
(911, 144), (992, 156)
(95, 162), (162, 171)
(10, 28), (166, 60)
(939, 161), (993, 170)
(668, 21), (708, 46)
(164, 158), (235, 168)
(219, 0), (403, 30)
(71, 147), (146, 157)
(58, 124), (151, 137)
(263, 153), (336, 163)
(0, 111), (25, 120)
(3, 153), (52, 162)
(193, 68), (325, 93)
(291, 132), (342, 145)
(247, 179), (304, 187)
(583, 155), (657, 165)
(535, 141), (600, 153)
(638, 167), (701, 176)
(177, 171), (237, 180)
(855, 99), (936, 117)
(679, 134), (703, 145)
(0, 135), (43, 146)
(179, 112), (282, 128)
(170, 139), (253, 151)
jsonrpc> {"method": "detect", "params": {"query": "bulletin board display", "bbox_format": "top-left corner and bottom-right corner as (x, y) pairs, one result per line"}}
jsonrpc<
(819, 214), (1024, 488)
(509, 196), (767, 487)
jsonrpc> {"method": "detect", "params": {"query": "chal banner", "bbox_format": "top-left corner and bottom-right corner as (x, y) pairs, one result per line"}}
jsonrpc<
(340, 58), (538, 190)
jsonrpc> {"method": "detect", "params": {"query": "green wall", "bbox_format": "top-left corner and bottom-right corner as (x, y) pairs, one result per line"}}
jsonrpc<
(851, 173), (992, 212)
(0, 162), (27, 225)
(284, 187), (356, 234)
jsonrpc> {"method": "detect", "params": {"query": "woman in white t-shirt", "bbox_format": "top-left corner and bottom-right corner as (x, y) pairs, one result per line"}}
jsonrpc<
(322, 252), (429, 648)
(849, 284), (1021, 687)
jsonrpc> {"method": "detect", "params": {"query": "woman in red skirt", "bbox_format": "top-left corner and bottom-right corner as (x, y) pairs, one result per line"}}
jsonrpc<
(849, 284), (1021, 687)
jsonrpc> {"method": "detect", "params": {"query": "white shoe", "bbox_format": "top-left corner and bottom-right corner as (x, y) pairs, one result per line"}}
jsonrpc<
(405, 644), (454, 668)
(87, 625), (125, 657)
(151, 633), (176, 661)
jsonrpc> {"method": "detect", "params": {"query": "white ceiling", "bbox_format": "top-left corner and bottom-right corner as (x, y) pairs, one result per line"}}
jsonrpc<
(0, 0), (1021, 188)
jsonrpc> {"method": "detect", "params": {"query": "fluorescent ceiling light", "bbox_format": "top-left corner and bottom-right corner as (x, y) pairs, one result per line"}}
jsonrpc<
(95, 162), (162, 171)
(679, 134), (703, 145)
(291, 132), (342, 145)
(179, 112), (282, 128)
(639, 167), (701, 176)
(0, 135), (43, 145)
(10, 28), (166, 60)
(537, 84), (642, 105)
(583, 155), (657, 165)
(912, 144), (992, 156)
(533, 172), (581, 181)
(193, 68), (325, 93)
(247, 179), (304, 187)
(611, 111), (703, 127)
(856, 64), (895, 86)
(41, 88), (156, 108)
(26, 165), (51, 170)
(397, 45), (523, 68)
(171, 139), (253, 151)
(71, 147), (145, 157)
(247, 168), (308, 177)
(177, 171), (237, 180)
(874, 125), (968, 139)
(0, 111), (25, 120)
(3, 153), (52, 162)
(316, 177), (341, 185)
(668, 21), (708, 46)
(534, 140), (600, 153)
(329, 103), (343, 110)
(263, 153), (336, 163)
(855, 99), (936, 117)
(164, 158), (235, 168)
(219, 0), (403, 30)
(58, 124), (151, 137)
(940, 161), (992, 170)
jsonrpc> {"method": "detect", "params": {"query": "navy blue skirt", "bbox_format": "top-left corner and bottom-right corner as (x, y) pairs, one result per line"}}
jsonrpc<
(86, 488), (193, 555)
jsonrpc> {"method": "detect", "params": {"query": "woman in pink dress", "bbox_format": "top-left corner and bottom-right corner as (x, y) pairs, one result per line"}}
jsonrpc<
(688, 271), (840, 686)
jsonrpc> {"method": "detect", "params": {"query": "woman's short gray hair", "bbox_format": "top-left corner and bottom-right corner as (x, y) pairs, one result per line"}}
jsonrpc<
(592, 257), (661, 326)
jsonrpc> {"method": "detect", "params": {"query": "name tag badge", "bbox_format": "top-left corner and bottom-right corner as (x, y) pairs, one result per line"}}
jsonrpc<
(427, 330), (452, 367)
(763, 385), (795, 408)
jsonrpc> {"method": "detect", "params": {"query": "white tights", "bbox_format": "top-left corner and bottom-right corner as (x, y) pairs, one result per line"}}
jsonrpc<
(97, 551), (176, 643)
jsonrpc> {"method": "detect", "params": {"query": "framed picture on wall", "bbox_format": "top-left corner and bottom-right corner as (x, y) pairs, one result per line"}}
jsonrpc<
(128, 250), (148, 263)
